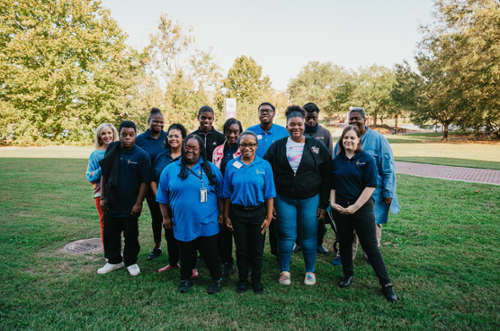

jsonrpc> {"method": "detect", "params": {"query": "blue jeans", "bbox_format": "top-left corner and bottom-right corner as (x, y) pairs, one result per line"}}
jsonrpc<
(274, 193), (319, 273)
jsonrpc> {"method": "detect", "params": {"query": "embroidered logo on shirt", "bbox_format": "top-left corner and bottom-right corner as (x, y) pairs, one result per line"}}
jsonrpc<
(256, 169), (265, 175)
(311, 146), (319, 154)
(356, 161), (366, 166)
(127, 159), (138, 165)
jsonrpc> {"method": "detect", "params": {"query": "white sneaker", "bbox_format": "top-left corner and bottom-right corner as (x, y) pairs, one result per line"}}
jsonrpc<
(97, 262), (124, 274)
(127, 264), (140, 276)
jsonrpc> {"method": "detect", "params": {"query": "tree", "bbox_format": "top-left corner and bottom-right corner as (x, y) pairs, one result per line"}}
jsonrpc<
(390, 61), (423, 128)
(0, 0), (143, 145)
(146, 14), (223, 131)
(350, 64), (395, 125)
(287, 61), (354, 116)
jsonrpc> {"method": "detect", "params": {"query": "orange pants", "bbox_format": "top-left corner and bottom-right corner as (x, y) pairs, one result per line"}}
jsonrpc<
(94, 197), (105, 250)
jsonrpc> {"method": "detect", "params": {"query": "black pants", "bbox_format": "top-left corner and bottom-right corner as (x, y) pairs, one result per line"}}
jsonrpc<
(230, 204), (266, 282)
(178, 234), (222, 281)
(145, 190), (163, 244)
(148, 194), (180, 265)
(332, 196), (391, 286)
(217, 224), (234, 265)
(103, 215), (140, 267)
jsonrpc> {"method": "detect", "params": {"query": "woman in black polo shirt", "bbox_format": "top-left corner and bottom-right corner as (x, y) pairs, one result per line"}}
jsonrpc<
(330, 125), (397, 302)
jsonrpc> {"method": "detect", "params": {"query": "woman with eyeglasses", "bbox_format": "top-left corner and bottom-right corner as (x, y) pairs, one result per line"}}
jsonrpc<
(156, 134), (225, 294)
(212, 118), (243, 277)
(223, 131), (276, 294)
(264, 105), (332, 286)
(150, 124), (197, 277)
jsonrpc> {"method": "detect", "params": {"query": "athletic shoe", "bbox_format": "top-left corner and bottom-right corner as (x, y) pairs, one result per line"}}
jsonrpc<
(148, 248), (162, 260)
(158, 263), (180, 273)
(382, 284), (398, 302)
(191, 268), (199, 279)
(279, 271), (291, 285)
(331, 257), (342, 266)
(97, 262), (124, 274)
(252, 281), (264, 294)
(179, 279), (194, 293)
(317, 245), (329, 254)
(222, 262), (235, 276)
(304, 272), (316, 285)
(127, 264), (140, 276)
(208, 279), (223, 294)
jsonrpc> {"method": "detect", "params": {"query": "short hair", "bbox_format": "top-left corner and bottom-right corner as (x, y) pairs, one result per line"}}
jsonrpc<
(285, 105), (306, 121)
(303, 103), (320, 114)
(94, 123), (118, 149)
(258, 102), (275, 112)
(337, 125), (362, 155)
(148, 107), (163, 122)
(349, 107), (366, 119)
(236, 131), (258, 145)
(223, 118), (243, 136)
(164, 123), (187, 150)
(198, 105), (214, 117)
(119, 121), (137, 134)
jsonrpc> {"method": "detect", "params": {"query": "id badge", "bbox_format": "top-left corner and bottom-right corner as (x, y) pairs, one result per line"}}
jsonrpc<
(200, 188), (207, 203)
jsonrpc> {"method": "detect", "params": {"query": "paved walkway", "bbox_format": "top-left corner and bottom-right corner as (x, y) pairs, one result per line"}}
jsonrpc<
(395, 161), (500, 185)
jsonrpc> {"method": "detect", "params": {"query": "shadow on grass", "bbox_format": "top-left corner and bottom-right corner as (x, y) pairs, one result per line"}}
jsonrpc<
(394, 156), (500, 170)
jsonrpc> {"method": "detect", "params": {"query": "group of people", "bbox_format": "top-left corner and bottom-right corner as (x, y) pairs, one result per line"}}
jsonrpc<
(86, 102), (399, 301)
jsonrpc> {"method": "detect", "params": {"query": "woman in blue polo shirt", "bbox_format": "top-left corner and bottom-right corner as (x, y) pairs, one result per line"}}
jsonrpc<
(223, 131), (276, 294)
(150, 123), (189, 274)
(156, 134), (225, 294)
(136, 108), (167, 260)
(330, 125), (398, 302)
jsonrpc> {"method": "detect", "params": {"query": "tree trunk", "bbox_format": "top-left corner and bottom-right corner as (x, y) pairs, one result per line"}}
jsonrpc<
(380, 116), (384, 125)
(373, 110), (378, 125)
(395, 114), (398, 128)
(442, 123), (449, 141)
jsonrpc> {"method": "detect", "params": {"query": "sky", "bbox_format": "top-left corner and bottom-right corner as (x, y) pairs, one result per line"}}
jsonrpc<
(101, 0), (436, 91)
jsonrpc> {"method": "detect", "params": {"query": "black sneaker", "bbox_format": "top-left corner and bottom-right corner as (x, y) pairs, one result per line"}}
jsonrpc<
(179, 279), (194, 293)
(222, 262), (235, 276)
(252, 281), (264, 294)
(381, 284), (398, 302)
(236, 281), (247, 294)
(208, 279), (223, 294)
(148, 248), (162, 260)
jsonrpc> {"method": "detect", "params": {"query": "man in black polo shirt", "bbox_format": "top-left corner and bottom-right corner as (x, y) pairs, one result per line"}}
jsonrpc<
(293, 102), (333, 255)
(191, 106), (225, 163)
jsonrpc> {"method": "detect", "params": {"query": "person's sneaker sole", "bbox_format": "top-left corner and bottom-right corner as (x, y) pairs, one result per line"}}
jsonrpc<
(127, 264), (140, 276)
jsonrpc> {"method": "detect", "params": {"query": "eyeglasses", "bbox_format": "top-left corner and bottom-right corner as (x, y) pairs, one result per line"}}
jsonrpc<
(239, 143), (257, 149)
(259, 109), (273, 114)
(184, 145), (199, 152)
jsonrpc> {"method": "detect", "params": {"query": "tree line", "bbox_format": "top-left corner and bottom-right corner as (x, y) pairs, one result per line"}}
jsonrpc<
(288, 0), (500, 141)
(1, 0), (499, 144)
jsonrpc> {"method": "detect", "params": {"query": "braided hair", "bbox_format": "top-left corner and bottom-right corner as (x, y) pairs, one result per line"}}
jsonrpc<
(178, 134), (216, 186)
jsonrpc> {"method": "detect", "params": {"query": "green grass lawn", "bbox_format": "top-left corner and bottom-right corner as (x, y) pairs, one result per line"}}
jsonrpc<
(1, 152), (500, 330)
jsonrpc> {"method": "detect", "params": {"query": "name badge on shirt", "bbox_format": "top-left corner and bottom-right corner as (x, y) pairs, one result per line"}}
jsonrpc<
(200, 188), (207, 203)
(257, 135), (263, 140)
(233, 161), (243, 169)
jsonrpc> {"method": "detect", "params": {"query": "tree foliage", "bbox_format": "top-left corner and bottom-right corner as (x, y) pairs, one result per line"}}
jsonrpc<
(0, 0), (144, 145)
(287, 61), (354, 116)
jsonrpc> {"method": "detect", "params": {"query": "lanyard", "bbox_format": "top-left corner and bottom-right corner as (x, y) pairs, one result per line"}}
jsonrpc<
(187, 167), (205, 189)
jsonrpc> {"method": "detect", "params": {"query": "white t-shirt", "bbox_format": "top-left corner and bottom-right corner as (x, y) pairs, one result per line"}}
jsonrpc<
(286, 137), (305, 173)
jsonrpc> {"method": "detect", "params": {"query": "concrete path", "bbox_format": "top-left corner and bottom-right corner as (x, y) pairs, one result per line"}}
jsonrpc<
(395, 161), (500, 185)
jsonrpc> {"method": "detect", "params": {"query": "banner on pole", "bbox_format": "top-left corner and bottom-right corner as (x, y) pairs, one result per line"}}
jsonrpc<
(226, 98), (236, 119)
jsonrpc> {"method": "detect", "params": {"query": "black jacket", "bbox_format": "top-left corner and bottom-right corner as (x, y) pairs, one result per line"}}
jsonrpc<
(264, 137), (332, 209)
(191, 127), (225, 163)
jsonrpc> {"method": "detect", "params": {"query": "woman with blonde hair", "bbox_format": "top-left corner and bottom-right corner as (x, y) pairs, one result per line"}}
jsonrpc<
(86, 123), (119, 249)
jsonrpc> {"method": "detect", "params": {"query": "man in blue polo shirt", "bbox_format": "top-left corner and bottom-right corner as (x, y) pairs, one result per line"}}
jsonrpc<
(97, 121), (151, 276)
(247, 102), (289, 158)
(247, 102), (288, 258)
